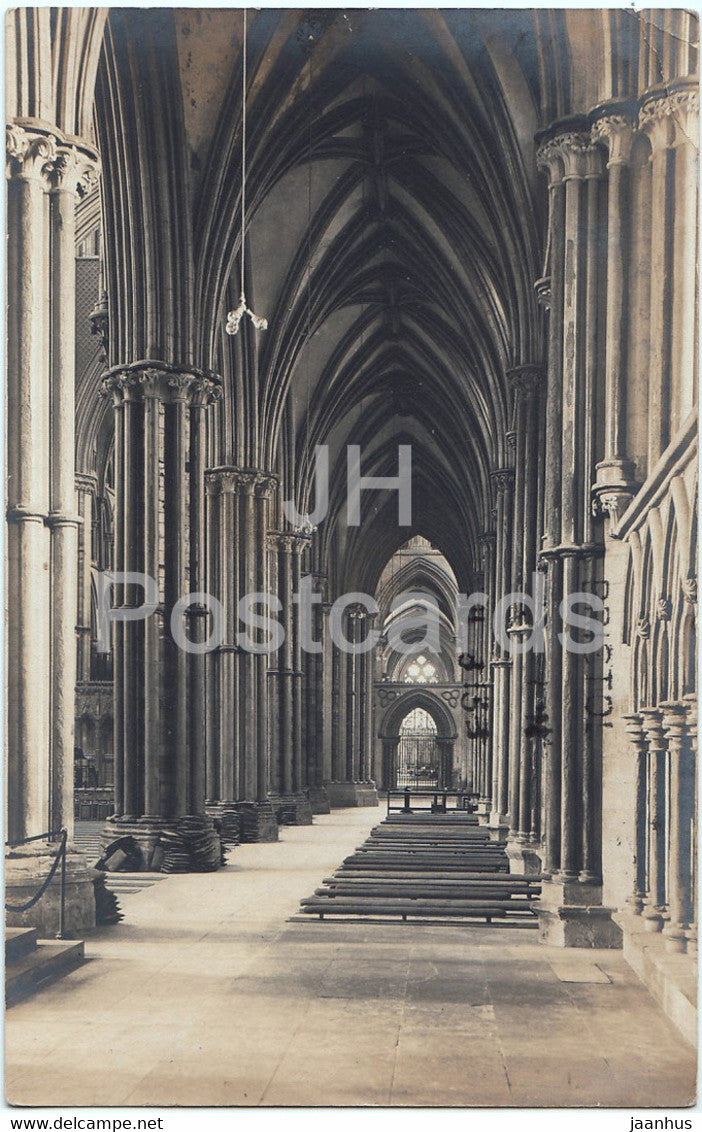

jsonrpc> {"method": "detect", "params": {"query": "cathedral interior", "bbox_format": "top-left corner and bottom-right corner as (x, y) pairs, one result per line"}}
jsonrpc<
(4, 6), (699, 1108)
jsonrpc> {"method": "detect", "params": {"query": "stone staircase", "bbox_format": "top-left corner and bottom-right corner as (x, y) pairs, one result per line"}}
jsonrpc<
(6, 927), (84, 1006)
(294, 810), (540, 924)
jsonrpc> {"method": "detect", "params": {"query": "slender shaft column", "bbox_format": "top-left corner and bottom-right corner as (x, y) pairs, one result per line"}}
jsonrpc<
(266, 530), (312, 823)
(304, 575), (331, 813)
(591, 110), (638, 505)
(640, 83), (699, 455)
(640, 708), (668, 931)
(661, 702), (695, 952)
(48, 141), (100, 835)
(478, 532), (496, 802)
(102, 362), (222, 868)
(489, 468), (514, 826)
(624, 714), (649, 914)
(76, 473), (98, 683)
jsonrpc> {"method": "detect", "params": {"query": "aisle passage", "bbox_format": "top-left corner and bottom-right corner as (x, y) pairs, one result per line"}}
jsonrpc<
(5, 810), (695, 1107)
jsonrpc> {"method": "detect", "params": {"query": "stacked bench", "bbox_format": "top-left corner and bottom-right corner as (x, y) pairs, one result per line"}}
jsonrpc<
(295, 810), (540, 924)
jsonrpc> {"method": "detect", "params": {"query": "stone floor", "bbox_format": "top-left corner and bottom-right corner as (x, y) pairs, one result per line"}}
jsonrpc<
(5, 808), (697, 1107)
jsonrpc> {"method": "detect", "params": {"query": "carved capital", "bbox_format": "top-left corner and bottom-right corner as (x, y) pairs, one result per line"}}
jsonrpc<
(534, 275), (551, 310)
(507, 364), (543, 398)
(591, 113), (635, 166)
(102, 361), (222, 406)
(639, 84), (699, 151)
(683, 574), (697, 606)
(636, 616), (650, 640)
(491, 468), (515, 495)
(6, 123), (58, 184)
(591, 486), (634, 525)
(48, 141), (100, 196)
(537, 127), (602, 182)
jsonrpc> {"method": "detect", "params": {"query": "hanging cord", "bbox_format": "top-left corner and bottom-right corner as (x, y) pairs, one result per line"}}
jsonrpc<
(227, 9), (268, 335)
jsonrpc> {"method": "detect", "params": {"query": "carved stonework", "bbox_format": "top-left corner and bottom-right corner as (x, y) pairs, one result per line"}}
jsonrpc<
(507, 365), (543, 399)
(636, 617), (651, 640)
(49, 141), (100, 197)
(103, 361), (222, 407)
(590, 112), (635, 166)
(639, 86), (699, 148)
(534, 275), (551, 309)
(683, 575), (698, 606)
(89, 291), (109, 362)
(591, 487), (634, 525)
(6, 123), (58, 182)
(537, 128), (603, 183)
(657, 597), (673, 622)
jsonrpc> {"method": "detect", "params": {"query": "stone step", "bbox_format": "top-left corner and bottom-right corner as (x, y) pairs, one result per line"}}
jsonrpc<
(6, 940), (84, 1006)
(5, 927), (38, 963)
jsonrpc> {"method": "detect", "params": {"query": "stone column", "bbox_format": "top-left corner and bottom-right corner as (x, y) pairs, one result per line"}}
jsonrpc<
(102, 362), (223, 869)
(76, 473), (98, 684)
(478, 532), (496, 806)
(535, 124), (620, 946)
(267, 531), (313, 825)
(660, 702), (695, 952)
(623, 713), (649, 914)
(507, 367), (543, 871)
(305, 574), (331, 813)
(591, 109), (638, 510)
(325, 605), (379, 808)
(205, 467), (279, 842)
(640, 708), (668, 931)
(639, 83), (699, 461)
(489, 468), (514, 829)
(6, 124), (99, 931)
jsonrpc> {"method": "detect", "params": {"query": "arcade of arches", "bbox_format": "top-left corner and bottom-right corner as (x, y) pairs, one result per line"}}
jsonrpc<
(5, 6), (699, 1051)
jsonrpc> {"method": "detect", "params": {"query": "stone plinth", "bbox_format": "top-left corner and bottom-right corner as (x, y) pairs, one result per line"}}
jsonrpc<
(307, 785), (331, 814)
(234, 801), (279, 843)
(324, 780), (379, 808)
(506, 837), (543, 876)
(269, 792), (314, 826)
(5, 845), (96, 937)
(537, 877), (623, 948)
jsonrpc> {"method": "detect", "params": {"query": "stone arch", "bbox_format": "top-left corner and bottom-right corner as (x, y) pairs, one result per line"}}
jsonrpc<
(377, 688), (458, 792)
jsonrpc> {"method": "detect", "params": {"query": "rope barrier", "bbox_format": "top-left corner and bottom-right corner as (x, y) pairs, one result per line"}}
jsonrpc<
(5, 829), (68, 938)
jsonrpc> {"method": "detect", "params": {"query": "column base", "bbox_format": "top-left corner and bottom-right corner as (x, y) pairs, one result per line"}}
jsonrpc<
(234, 801), (280, 843)
(307, 785), (331, 815)
(205, 802), (242, 846)
(506, 836), (543, 876)
(475, 800), (492, 825)
(5, 845), (96, 937)
(268, 791), (314, 826)
(536, 877), (623, 948)
(323, 780), (379, 807)
(102, 814), (223, 872)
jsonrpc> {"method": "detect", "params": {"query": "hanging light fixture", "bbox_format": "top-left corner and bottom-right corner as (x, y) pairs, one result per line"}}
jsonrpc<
(226, 9), (268, 335)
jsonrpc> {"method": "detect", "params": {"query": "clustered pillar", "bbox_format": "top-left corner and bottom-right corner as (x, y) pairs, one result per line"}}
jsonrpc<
(6, 122), (101, 930)
(623, 700), (697, 954)
(534, 122), (622, 946)
(102, 362), (223, 868)
(324, 605), (379, 807)
(268, 531), (314, 824)
(204, 467), (279, 842)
